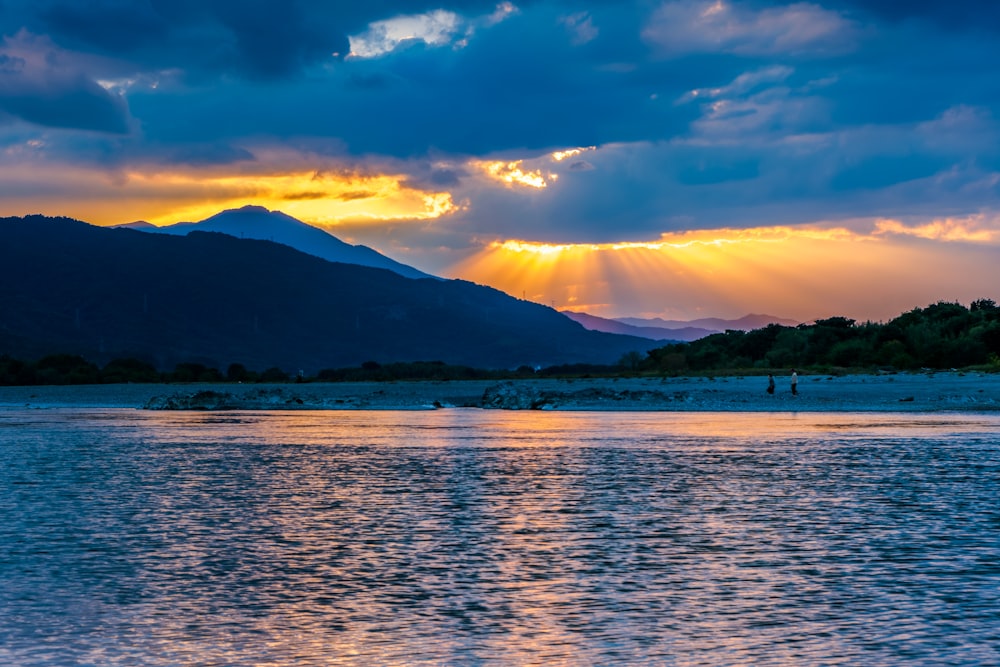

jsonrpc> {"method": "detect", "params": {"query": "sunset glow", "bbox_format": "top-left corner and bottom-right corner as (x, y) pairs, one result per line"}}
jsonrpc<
(451, 222), (1000, 322)
(0, 163), (457, 228)
(133, 171), (459, 227)
(874, 216), (1000, 244)
(473, 160), (554, 189)
(550, 147), (595, 161)
(2, 0), (998, 323)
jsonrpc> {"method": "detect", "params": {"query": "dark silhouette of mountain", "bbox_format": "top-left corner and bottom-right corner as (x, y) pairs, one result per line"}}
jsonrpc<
(0, 215), (654, 372)
(616, 313), (799, 333)
(561, 311), (716, 342)
(564, 312), (798, 341)
(119, 205), (433, 280)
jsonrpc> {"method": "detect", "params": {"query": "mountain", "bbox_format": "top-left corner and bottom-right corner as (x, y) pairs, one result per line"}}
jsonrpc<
(616, 313), (799, 333)
(0, 215), (655, 372)
(563, 311), (799, 341)
(561, 311), (717, 342)
(120, 205), (433, 280)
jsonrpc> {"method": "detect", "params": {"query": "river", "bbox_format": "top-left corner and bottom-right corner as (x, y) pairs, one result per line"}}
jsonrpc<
(1, 409), (998, 666)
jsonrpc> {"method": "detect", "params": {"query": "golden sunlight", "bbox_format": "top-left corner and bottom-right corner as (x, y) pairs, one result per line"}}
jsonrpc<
(135, 170), (458, 227)
(470, 147), (594, 189)
(874, 216), (1000, 243)
(550, 146), (595, 161)
(448, 223), (1000, 322)
(0, 163), (456, 227)
(472, 160), (554, 189)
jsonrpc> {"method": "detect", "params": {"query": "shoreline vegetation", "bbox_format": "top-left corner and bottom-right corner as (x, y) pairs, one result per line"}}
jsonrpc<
(1, 300), (998, 411)
(2, 300), (999, 389)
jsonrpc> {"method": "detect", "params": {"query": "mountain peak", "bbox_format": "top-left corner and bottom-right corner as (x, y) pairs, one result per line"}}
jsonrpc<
(203, 205), (297, 222)
(133, 206), (434, 280)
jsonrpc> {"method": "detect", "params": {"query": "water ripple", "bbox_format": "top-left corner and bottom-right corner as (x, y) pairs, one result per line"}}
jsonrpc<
(1, 410), (998, 666)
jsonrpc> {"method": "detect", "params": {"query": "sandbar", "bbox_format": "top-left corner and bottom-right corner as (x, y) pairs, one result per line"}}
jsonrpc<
(0, 372), (997, 412)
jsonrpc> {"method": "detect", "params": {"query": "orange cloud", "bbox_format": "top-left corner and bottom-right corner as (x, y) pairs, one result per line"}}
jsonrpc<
(472, 160), (554, 189)
(449, 223), (1000, 322)
(874, 215), (1000, 243)
(0, 162), (457, 227)
(470, 147), (595, 189)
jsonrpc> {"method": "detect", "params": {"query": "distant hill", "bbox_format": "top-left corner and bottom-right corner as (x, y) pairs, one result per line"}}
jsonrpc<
(119, 205), (433, 280)
(0, 215), (654, 372)
(561, 311), (717, 342)
(563, 311), (796, 341)
(617, 313), (800, 332)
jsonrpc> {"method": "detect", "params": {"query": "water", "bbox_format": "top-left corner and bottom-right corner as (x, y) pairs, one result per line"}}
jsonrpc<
(1, 409), (998, 666)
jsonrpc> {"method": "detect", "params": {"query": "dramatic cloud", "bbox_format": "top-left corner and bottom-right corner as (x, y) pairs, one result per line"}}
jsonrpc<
(347, 3), (518, 58)
(874, 215), (1000, 245)
(0, 31), (131, 132)
(1, 0), (999, 320)
(642, 1), (856, 57)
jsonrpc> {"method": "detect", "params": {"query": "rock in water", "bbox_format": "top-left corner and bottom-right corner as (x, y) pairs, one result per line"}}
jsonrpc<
(481, 382), (548, 410)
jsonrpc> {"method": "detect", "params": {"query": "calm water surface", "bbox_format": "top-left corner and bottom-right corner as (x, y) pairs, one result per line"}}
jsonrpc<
(1, 409), (998, 666)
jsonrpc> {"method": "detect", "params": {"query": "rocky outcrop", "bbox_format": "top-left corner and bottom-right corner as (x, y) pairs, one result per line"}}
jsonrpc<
(144, 388), (310, 410)
(481, 381), (550, 410)
(481, 381), (692, 410)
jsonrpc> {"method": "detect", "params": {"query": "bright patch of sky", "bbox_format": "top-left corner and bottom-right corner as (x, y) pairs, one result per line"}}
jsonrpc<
(348, 3), (519, 59)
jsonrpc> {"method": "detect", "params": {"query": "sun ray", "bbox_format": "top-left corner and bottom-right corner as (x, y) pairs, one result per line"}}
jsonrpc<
(446, 223), (1000, 322)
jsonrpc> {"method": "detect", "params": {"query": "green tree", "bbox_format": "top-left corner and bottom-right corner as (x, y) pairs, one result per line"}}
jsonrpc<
(227, 363), (250, 382)
(0, 355), (35, 386)
(102, 358), (160, 383)
(36, 354), (100, 385)
(171, 362), (223, 382)
(260, 367), (290, 382)
(618, 350), (644, 372)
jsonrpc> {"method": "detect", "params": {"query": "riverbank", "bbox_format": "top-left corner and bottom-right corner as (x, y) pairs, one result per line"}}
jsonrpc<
(0, 371), (998, 411)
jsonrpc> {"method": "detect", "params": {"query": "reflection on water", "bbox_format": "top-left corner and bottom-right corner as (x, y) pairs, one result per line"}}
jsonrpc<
(1, 410), (998, 666)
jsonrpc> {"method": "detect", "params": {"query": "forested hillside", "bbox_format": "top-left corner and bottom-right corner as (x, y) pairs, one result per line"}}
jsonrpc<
(643, 300), (1000, 373)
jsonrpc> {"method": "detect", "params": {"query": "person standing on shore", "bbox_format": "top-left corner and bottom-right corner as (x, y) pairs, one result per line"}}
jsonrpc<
(791, 369), (798, 395)
(767, 374), (775, 395)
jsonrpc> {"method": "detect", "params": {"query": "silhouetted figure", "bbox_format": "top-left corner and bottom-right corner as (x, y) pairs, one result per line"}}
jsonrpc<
(767, 374), (775, 395)
(791, 369), (798, 395)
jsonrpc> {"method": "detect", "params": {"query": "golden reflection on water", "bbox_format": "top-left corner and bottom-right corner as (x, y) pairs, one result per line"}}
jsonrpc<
(3, 409), (998, 666)
(130, 409), (1000, 446)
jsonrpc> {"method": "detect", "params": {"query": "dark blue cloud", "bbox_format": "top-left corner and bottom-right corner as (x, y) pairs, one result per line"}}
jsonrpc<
(124, 2), (699, 156)
(4, 0), (522, 80)
(0, 67), (130, 133)
(676, 159), (759, 186)
(9, 0), (997, 152)
(829, 155), (952, 192)
(39, 1), (170, 54)
(831, 0), (1000, 31)
(1, 0), (999, 243)
(157, 142), (256, 166)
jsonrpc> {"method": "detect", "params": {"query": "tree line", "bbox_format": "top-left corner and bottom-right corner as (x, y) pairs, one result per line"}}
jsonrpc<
(0, 355), (299, 386)
(0, 352), (623, 386)
(0, 354), (553, 386)
(641, 300), (1000, 374)
(2, 300), (998, 386)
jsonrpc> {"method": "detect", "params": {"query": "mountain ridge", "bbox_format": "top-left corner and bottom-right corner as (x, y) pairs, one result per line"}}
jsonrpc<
(1, 214), (654, 372)
(617, 313), (800, 331)
(119, 205), (433, 280)
(563, 311), (799, 341)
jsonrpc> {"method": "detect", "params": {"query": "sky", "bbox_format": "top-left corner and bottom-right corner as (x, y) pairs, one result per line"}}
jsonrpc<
(2, 0), (999, 323)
